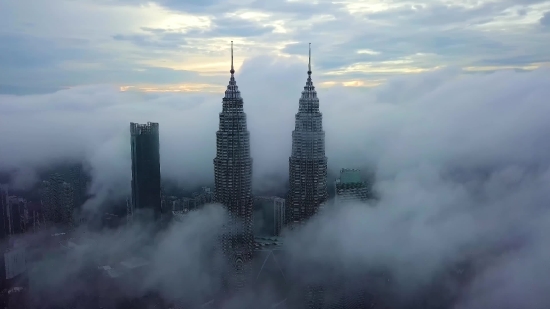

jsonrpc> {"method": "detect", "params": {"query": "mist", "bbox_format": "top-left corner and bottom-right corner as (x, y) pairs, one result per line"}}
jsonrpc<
(1, 56), (550, 308)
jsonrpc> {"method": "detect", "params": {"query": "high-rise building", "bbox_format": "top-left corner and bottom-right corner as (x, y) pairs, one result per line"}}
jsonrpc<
(213, 41), (254, 293)
(253, 196), (285, 237)
(286, 43), (328, 227)
(334, 169), (372, 205)
(286, 44), (328, 309)
(40, 174), (75, 228)
(130, 122), (162, 223)
(69, 164), (88, 209)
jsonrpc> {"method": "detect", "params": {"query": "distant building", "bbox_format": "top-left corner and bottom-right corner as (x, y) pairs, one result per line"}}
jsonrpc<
(253, 197), (285, 237)
(191, 187), (214, 209)
(68, 164), (88, 209)
(1, 185), (9, 239)
(39, 175), (75, 229)
(98, 256), (155, 309)
(0, 241), (29, 309)
(286, 44), (328, 229)
(171, 209), (190, 223)
(7, 197), (28, 235)
(334, 169), (373, 205)
(130, 122), (162, 224)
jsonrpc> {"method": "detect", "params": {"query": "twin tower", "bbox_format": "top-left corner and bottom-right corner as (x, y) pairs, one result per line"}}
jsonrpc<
(213, 42), (328, 291)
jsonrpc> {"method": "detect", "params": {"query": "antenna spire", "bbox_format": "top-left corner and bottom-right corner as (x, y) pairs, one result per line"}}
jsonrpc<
(230, 41), (235, 74)
(308, 43), (311, 75)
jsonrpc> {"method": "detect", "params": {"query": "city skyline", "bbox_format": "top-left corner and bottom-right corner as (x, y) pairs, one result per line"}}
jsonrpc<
(1, 5), (550, 306)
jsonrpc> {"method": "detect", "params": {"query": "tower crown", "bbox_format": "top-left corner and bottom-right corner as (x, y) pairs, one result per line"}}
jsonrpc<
(224, 41), (241, 101)
(299, 43), (318, 112)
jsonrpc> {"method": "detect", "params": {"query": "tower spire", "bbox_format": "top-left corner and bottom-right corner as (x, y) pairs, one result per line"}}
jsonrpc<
(308, 42), (311, 75)
(230, 41), (235, 74)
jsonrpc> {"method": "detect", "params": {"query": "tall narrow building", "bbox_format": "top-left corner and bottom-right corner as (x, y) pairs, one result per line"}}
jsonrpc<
(286, 44), (328, 227)
(286, 44), (329, 309)
(213, 42), (254, 293)
(130, 122), (162, 223)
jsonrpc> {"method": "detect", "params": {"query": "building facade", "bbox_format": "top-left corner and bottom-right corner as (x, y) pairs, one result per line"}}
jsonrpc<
(213, 42), (254, 293)
(286, 44), (328, 227)
(334, 169), (372, 205)
(130, 122), (162, 223)
(253, 196), (285, 237)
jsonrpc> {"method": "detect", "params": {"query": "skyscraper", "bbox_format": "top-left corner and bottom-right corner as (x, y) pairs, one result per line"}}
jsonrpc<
(286, 44), (328, 227)
(130, 122), (162, 223)
(286, 44), (329, 309)
(213, 41), (254, 293)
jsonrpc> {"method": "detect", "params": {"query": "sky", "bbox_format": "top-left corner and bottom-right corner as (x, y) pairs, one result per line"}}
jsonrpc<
(1, 0), (550, 94)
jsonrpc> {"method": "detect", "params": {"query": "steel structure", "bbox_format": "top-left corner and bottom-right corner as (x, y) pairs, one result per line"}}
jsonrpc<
(130, 122), (162, 223)
(213, 41), (254, 292)
(286, 43), (328, 227)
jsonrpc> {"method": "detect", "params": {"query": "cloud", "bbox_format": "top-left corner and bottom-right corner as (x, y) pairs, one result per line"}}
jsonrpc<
(541, 11), (550, 27)
(2, 0), (550, 93)
(28, 204), (229, 308)
(2, 56), (550, 307)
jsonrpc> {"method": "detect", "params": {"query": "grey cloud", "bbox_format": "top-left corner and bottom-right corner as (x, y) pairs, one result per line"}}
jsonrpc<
(0, 34), (200, 92)
(0, 34), (96, 69)
(29, 204), (229, 307)
(208, 16), (275, 37)
(541, 11), (550, 27)
(364, 2), (505, 27)
(247, 0), (346, 17)
(113, 32), (188, 49)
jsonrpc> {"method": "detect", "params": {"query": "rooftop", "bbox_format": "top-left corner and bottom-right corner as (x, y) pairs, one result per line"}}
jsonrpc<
(254, 236), (284, 250)
(337, 168), (362, 184)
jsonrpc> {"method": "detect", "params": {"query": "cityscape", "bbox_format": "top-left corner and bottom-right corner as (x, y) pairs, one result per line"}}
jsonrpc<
(0, 44), (382, 309)
(1, 1), (550, 309)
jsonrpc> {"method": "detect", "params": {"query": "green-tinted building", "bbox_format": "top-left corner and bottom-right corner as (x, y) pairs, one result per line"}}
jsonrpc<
(130, 122), (161, 223)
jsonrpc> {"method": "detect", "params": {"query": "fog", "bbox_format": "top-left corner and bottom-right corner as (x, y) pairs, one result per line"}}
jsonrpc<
(1, 56), (550, 308)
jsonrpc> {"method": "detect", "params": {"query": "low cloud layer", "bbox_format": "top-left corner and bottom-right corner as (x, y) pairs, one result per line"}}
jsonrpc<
(2, 56), (550, 308)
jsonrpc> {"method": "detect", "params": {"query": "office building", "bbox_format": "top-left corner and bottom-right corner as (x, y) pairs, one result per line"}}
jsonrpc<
(130, 122), (162, 223)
